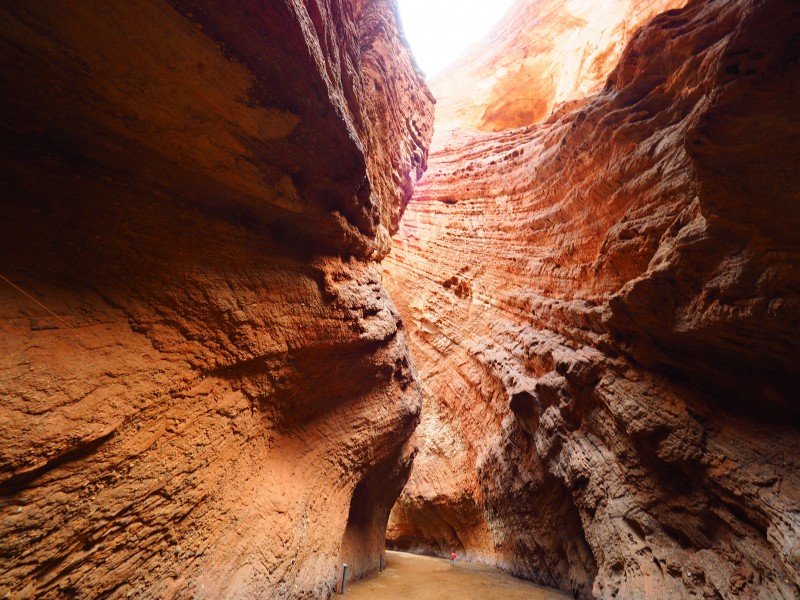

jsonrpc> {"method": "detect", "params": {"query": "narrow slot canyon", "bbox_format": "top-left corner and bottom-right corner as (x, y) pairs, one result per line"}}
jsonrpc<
(0, 1), (798, 599)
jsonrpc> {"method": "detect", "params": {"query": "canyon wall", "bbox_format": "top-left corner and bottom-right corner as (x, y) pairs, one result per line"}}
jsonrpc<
(385, 0), (800, 598)
(0, 1), (432, 598)
(431, 0), (686, 133)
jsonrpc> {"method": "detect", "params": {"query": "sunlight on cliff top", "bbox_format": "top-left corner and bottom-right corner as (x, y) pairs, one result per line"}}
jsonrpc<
(396, 0), (518, 78)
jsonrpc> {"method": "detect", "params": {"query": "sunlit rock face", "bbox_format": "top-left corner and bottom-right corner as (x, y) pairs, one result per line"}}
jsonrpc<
(385, 0), (800, 597)
(0, 1), (432, 598)
(431, 0), (685, 133)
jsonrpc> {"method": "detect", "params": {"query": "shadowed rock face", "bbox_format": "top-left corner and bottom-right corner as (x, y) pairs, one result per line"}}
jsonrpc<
(0, 1), (432, 598)
(385, 0), (800, 597)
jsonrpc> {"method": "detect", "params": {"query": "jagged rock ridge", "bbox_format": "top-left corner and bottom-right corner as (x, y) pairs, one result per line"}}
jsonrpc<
(385, 0), (800, 597)
(0, 1), (433, 598)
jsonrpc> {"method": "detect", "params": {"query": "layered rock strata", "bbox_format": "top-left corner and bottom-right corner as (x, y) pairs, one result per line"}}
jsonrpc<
(385, 0), (800, 597)
(0, 1), (432, 598)
(431, 0), (687, 133)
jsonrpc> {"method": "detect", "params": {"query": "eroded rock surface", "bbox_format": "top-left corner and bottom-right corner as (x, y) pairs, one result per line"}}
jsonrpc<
(431, 0), (685, 133)
(385, 0), (800, 597)
(0, 1), (432, 598)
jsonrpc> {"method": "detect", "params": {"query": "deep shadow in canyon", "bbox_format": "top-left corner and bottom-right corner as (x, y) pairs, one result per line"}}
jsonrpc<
(0, 0), (798, 599)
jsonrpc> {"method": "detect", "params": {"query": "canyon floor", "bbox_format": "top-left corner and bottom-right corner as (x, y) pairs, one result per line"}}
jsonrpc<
(345, 551), (570, 599)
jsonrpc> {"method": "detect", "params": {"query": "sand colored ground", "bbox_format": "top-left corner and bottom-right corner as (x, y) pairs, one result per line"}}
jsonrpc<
(344, 551), (571, 599)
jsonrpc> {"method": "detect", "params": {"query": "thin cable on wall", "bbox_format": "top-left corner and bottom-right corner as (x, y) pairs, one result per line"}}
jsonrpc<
(0, 272), (78, 332)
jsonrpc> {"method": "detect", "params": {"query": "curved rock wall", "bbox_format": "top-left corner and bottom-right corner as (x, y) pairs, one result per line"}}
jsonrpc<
(0, 1), (432, 598)
(385, 0), (800, 597)
(430, 0), (686, 133)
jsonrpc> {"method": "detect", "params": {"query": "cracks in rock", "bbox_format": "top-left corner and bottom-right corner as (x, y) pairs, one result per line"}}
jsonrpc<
(0, 428), (117, 496)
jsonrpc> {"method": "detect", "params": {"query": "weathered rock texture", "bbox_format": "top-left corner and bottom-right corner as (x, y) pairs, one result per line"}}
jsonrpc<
(0, 1), (432, 598)
(431, 0), (685, 133)
(385, 0), (800, 597)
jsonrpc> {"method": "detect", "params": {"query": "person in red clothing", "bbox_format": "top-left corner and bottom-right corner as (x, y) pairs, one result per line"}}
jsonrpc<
(451, 551), (457, 566)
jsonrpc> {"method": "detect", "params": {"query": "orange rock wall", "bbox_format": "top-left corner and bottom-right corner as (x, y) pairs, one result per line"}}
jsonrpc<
(385, 0), (800, 597)
(431, 0), (686, 133)
(0, 1), (432, 597)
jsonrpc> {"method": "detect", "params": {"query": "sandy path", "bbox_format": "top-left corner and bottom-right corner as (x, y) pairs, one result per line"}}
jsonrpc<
(342, 551), (572, 599)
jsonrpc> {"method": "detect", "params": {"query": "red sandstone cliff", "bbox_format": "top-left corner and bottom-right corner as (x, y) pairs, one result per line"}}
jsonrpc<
(431, 0), (685, 133)
(0, 1), (432, 597)
(385, 0), (800, 597)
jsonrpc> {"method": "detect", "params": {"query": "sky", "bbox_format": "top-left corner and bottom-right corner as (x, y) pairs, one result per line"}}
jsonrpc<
(396, 0), (518, 79)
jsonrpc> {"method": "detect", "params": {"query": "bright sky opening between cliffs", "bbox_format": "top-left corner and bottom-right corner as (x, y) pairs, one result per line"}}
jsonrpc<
(396, 0), (518, 78)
